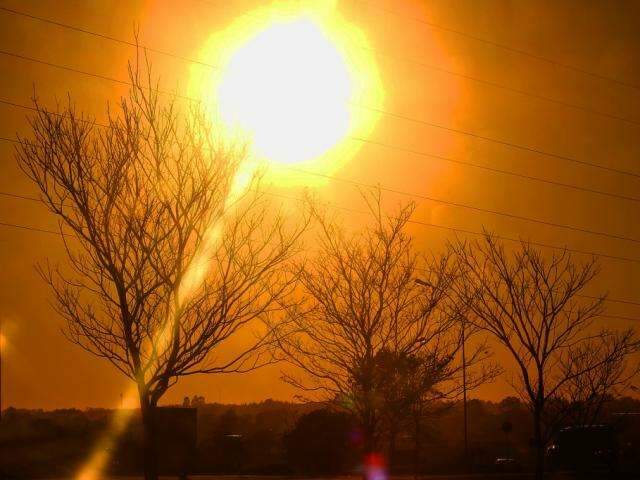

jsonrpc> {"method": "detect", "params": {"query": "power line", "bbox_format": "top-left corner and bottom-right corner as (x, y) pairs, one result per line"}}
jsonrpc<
(352, 103), (640, 179)
(0, 190), (47, 203)
(406, 216), (640, 265)
(0, 220), (61, 236)
(0, 47), (638, 260)
(3, 3), (640, 129)
(2, 5), (638, 248)
(357, 0), (640, 92)
(2, 177), (640, 265)
(0, 99), (640, 207)
(3, 100), (640, 258)
(277, 189), (640, 264)
(582, 294), (640, 308)
(358, 44), (640, 128)
(0, 49), (192, 102)
(597, 313), (640, 322)
(0, 6), (216, 69)
(349, 135), (640, 204)
(0, 100), (111, 129)
(4, 97), (640, 268)
(2, 129), (640, 246)
(1, 33), (639, 180)
(2, 189), (640, 310)
(282, 166), (640, 244)
(0, 49), (129, 87)
(2, 95), (640, 206)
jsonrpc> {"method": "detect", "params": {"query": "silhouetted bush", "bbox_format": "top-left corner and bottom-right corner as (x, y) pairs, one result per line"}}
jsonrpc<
(2, 397), (640, 477)
(284, 408), (356, 474)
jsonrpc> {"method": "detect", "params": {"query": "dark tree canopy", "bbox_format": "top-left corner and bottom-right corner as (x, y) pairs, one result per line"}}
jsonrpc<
(284, 408), (355, 475)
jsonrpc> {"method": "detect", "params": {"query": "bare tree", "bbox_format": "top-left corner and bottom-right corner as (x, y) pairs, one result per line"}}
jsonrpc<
(555, 332), (638, 427)
(449, 233), (637, 480)
(16, 60), (306, 480)
(274, 192), (491, 468)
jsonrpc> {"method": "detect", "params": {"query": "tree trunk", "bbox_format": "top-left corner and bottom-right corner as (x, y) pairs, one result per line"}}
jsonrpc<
(533, 407), (544, 480)
(413, 410), (422, 479)
(361, 406), (380, 480)
(363, 413), (376, 455)
(388, 423), (397, 474)
(139, 387), (159, 480)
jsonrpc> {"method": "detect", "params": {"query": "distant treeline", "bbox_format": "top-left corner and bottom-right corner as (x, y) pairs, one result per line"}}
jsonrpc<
(2, 395), (640, 478)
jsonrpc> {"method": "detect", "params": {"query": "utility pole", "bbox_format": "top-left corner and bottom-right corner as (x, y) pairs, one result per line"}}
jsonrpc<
(461, 315), (469, 468)
(0, 317), (3, 422)
(415, 278), (469, 467)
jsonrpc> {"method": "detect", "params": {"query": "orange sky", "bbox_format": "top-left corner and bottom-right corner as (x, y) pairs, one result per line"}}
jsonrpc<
(1, 0), (639, 409)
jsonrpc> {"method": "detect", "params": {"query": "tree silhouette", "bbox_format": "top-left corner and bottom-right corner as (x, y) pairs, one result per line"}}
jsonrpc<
(284, 408), (355, 474)
(449, 232), (637, 479)
(274, 192), (491, 466)
(555, 333), (638, 427)
(16, 57), (306, 480)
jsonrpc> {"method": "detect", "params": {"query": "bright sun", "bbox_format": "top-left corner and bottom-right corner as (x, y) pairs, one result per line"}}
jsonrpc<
(189, 2), (383, 184)
(218, 19), (351, 164)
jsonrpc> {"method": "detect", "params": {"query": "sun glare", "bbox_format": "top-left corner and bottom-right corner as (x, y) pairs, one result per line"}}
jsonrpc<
(218, 19), (350, 164)
(189, 1), (384, 185)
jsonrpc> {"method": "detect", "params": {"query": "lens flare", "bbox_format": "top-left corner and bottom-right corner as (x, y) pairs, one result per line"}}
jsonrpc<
(75, 154), (259, 480)
(76, 407), (133, 480)
(364, 453), (387, 480)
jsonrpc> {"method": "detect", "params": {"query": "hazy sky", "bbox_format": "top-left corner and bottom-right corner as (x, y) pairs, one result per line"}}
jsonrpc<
(1, 0), (639, 409)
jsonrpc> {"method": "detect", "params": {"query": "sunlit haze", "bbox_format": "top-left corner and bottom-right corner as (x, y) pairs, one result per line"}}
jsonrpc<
(2, 1), (640, 478)
(1, 0), (639, 431)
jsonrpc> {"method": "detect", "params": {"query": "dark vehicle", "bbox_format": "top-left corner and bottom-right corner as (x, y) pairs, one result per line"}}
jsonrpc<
(493, 457), (521, 472)
(547, 425), (618, 472)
